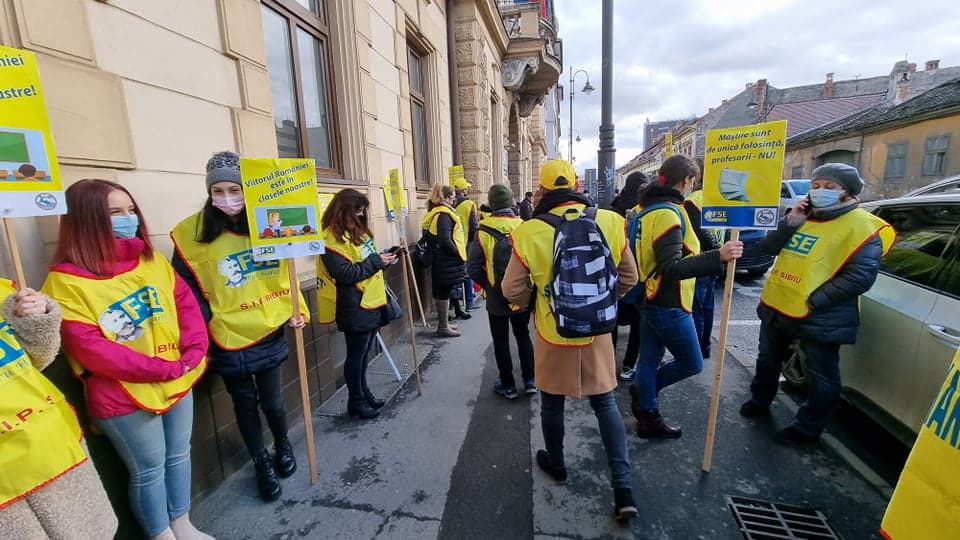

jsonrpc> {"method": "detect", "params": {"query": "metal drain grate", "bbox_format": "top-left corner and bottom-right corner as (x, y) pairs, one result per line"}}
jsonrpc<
(727, 496), (842, 539)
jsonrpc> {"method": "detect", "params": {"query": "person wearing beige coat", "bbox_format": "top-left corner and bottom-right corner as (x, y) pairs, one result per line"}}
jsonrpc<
(503, 158), (639, 522)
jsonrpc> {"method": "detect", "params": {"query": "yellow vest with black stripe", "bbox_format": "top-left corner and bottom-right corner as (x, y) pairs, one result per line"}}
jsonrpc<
(422, 205), (467, 261)
(478, 214), (522, 285)
(42, 256), (206, 413)
(761, 208), (895, 318)
(0, 278), (87, 507)
(171, 212), (307, 350)
(512, 203), (627, 346)
(455, 198), (477, 239)
(316, 230), (387, 324)
(636, 202), (702, 311)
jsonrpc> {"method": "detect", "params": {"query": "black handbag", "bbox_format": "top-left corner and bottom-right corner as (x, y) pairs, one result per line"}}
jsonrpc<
(380, 284), (403, 326)
(412, 231), (436, 267)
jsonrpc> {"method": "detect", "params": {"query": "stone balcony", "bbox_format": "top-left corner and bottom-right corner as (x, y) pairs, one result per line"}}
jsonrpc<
(497, 0), (562, 116)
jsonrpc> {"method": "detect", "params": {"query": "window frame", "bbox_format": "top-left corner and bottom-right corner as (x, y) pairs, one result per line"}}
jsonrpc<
(884, 142), (908, 180)
(407, 43), (430, 191)
(874, 202), (960, 300)
(262, 0), (344, 181)
(922, 135), (950, 178)
(790, 165), (803, 179)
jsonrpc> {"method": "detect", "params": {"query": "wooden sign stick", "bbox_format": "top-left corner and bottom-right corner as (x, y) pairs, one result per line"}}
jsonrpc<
(703, 229), (739, 473)
(286, 259), (318, 485)
(2, 218), (28, 288)
(403, 247), (429, 327)
(399, 238), (423, 395)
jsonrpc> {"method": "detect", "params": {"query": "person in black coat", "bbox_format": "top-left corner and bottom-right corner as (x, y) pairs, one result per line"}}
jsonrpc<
(423, 184), (469, 337)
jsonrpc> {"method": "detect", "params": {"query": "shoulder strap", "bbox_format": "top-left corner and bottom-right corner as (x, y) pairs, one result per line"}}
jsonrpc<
(534, 212), (563, 228)
(478, 224), (507, 241)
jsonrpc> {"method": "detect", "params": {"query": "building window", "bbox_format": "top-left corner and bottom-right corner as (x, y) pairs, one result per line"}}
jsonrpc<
(408, 45), (429, 189)
(791, 165), (803, 179)
(922, 135), (950, 177)
(261, 0), (340, 177)
(884, 143), (907, 179)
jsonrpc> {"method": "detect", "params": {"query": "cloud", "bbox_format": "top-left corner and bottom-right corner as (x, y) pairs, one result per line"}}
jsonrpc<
(555, 0), (960, 173)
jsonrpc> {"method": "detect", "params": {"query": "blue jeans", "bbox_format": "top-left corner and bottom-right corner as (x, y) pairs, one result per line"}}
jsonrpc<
(464, 278), (475, 305)
(634, 305), (704, 411)
(750, 318), (841, 436)
(692, 276), (717, 356)
(540, 391), (632, 489)
(96, 391), (195, 536)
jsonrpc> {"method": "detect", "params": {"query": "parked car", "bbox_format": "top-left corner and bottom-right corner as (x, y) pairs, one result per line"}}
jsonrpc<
(904, 174), (960, 197)
(780, 179), (810, 215)
(724, 228), (774, 277)
(783, 194), (960, 445)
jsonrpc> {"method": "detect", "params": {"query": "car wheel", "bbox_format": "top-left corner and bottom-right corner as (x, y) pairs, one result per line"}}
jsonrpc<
(781, 339), (808, 389)
(746, 267), (769, 278)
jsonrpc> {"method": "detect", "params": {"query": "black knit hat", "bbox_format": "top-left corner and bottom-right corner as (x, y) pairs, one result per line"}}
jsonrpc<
(811, 163), (864, 196)
(205, 151), (241, 191)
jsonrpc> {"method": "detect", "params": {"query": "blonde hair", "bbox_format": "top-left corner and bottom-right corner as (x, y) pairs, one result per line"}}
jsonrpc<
(428, 184), (454, 208)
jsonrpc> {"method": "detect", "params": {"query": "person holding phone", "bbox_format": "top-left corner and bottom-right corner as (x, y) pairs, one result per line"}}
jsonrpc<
(740, 163), (895, 445)
(317, 189), (398, 419)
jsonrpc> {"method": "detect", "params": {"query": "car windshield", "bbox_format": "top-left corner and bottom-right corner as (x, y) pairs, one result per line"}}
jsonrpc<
(789, 181), (810, 195)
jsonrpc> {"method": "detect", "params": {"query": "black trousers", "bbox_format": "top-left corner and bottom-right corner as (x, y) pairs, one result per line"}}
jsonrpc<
(222, 364), (288, 458)
(343, 329), (378, 404)
(488, 311), (535, 388)
(612, 303), (642, 370)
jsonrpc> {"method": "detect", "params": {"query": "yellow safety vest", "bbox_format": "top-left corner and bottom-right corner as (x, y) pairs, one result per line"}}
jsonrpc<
(512, 203), (626, 346)
(686, 190), (724, 245)
(760, 208), (895, 318)
(478, 214), (522, 285)
(0, 278), (87, 508)
(316, 231), (387, 324)
(42, 256), (207, 413)
(171, 212), (307, 350)
(422, 205), (467, 261)
(636, 202), (702, 311)
(455, 198), (477, 238)
(480, 210), (491, 221)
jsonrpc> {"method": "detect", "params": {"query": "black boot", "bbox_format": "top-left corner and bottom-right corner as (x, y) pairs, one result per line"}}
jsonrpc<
(535, 449), (568, 482)
(635, 408), (682, 439)
(451, 298), (471, 320)
(347, 396), (380, 419)
(273, 437), (297, 478)
(614, 488), (639, 522)
(253, 451), (281, 502)
(364, 388), (386, 409)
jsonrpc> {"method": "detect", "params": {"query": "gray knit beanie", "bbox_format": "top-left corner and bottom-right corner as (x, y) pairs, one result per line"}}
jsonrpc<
(487, 183), (514, 211)
(205, 151), (241, 191)
(811, 163), (864, 196)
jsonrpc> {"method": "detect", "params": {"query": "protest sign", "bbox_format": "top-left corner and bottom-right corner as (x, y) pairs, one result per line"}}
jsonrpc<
(240, 158), (324, 261)
(448, 165), (464, 184)
(0, 45), (63, 218)
(664, 132), (673, 158)
(701, 120), (787, 229)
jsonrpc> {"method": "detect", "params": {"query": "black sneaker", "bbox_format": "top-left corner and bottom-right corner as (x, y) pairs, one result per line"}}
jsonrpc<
(523, 378), (538, 395)
(618, 366), (636, 381)
(273, 437), (297, 478)
(739, 400), (771, 418)
(253, 451), (281, 502)
(535, 450), (567, 482)
(774, 425), (820, 446)
(494, 380), (519, 400)
(613, 488), (639, 522)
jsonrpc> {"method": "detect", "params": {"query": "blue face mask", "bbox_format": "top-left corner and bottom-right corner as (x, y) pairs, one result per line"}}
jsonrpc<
(808, 188), (843, 208)
(111, 214), (140, 239)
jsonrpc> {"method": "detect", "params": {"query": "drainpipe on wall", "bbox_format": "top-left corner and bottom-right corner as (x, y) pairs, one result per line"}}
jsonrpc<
(446, 0), (462, 165)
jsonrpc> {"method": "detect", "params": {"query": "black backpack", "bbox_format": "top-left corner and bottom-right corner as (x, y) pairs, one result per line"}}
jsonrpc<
(536, 207), (619, 338)
(478, 224), (512, 291)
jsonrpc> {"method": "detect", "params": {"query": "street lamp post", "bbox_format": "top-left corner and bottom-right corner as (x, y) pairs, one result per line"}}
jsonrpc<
(568, 69), (594, 163)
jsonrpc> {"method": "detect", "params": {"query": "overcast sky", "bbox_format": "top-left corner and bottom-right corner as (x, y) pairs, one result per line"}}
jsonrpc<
(554, 0), (960, 174)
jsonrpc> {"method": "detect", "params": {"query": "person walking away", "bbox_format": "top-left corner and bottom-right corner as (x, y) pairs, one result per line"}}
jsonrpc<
(630, 155), (743, 439)
(171, 151), (308, 502)
(318, 189), (400, 419)
(608, 171), (650, 381)
(467, 184), (535, 399)
(684, 162), (723, 359)
(739, 163), (893, 445)
(503, 159), (640, 521)
(452, 177), (480, 312)
(518, 191), (534, 220)
(422, 184), (469, 336)
(0, 280), (118, 539)
(42, 179), (213, 540)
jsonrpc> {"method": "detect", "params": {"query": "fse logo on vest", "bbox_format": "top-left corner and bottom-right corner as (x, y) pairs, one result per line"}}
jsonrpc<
(99, 286), (165, 342)
(217, 249), (280, 288)
(784, 232), (820, 255)
(0, 320), (27, 369)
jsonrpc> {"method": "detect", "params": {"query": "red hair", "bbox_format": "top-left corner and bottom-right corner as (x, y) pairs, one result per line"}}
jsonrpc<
(53, 179), (154, 275)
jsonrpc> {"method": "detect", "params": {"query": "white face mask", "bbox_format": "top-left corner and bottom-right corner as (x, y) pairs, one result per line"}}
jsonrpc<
(212, 194), (245, 216)
(717, 168), (751, 202)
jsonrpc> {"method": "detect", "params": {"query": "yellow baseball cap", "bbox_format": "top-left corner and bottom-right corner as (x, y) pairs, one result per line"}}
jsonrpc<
(539, 159), (577, 190)
(451, 177), (471, 190)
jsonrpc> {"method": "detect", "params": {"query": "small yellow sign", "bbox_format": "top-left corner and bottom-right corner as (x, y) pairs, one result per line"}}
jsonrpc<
(240, 158), (324, 261)
(0, 45), (64, 217)
(701, 120), (787, 229)
(448, 165), (464, 183)
(388, 168), (406, 215)
(664, 132), (674, 158)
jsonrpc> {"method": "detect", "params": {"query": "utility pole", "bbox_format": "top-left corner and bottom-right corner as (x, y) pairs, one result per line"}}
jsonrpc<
(596, 0), (615, 207)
